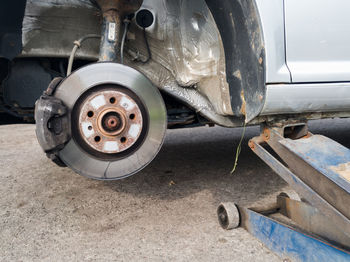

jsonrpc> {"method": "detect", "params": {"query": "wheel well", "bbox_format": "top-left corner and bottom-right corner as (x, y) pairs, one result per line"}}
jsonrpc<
(205, 0), (266, 122)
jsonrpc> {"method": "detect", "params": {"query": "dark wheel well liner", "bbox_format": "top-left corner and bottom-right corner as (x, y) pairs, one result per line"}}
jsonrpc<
(205, 0), (266, 122)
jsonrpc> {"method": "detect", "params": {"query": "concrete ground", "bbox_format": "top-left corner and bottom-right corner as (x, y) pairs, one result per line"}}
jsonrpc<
(0, 118), (349, 261)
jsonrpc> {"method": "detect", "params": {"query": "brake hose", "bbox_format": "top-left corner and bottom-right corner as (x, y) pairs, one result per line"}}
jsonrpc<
(67, 34), (101, 76)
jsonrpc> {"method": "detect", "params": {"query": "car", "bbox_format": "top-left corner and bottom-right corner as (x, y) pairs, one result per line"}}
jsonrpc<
(1, 0), (349, 180)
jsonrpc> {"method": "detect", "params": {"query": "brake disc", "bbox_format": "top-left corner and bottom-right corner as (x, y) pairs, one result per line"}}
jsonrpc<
(40, 63), (166, 180)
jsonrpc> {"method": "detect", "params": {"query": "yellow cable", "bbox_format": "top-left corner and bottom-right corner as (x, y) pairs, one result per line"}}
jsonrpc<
(231, 122), (247, 174)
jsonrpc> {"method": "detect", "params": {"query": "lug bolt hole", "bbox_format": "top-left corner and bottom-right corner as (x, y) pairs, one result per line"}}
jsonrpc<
(87, 111), (94, 118)
(129, 114), (135, 120)
(88, 126), (92, 130)
(120, 137), (127, 143)
(94, 136), (101, 142)
(109, 97), (116, 104)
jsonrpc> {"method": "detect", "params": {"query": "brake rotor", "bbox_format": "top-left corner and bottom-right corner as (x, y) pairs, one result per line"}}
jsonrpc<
(53, 63), (166, 180)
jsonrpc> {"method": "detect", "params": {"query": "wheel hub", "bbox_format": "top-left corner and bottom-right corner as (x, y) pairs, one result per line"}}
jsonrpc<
(77, 89), (143, 154)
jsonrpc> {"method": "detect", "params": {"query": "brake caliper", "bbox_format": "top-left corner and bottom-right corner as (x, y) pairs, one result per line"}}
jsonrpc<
(35, 77), (70, 166)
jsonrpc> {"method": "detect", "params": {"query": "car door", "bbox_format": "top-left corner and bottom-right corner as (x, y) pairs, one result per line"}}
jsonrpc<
(284, 0), (350, 83)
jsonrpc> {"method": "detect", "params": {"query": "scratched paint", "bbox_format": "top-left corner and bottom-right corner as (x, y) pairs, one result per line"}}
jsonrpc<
(330, 162), (350, 182)
(280, 135), (350, 194)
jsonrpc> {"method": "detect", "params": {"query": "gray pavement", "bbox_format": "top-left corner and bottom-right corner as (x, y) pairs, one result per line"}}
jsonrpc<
(0, 118), (349, 261)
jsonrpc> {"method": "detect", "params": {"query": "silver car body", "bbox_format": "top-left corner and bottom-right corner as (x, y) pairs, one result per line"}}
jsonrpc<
(259, 0), (350, 116)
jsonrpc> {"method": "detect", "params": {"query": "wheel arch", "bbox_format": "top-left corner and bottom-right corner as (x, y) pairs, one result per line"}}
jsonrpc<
(205, 0), (266, 122)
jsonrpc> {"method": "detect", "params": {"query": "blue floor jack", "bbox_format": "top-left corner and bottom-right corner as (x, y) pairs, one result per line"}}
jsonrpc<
(217, 123), (350, 261)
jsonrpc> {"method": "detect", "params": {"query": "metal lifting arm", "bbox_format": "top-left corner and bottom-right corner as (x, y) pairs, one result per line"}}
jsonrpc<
(218, 123), (350, 261)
